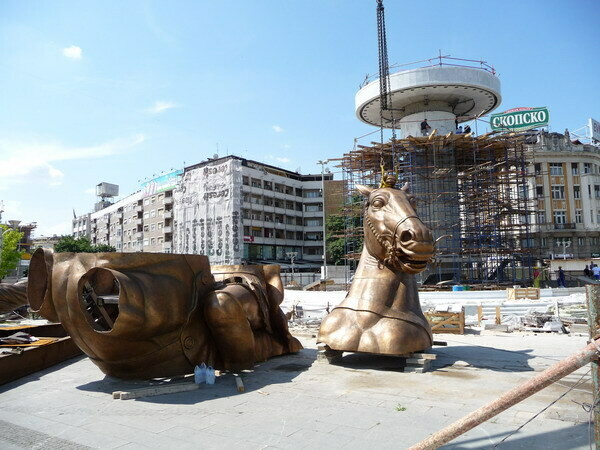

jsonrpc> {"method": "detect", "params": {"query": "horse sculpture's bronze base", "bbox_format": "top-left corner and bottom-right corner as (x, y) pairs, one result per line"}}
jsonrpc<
(318, 183), (434, 357)
(27, 249), (301, 379)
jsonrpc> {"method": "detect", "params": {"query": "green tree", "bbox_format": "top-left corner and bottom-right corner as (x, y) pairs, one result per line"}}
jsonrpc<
(0, 225), (24, 281)
(54, 236), (116, 253)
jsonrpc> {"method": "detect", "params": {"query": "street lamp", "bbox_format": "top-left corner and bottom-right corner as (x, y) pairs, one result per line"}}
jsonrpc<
(286, 251), (298, 283)
(555, 238), (571, 260)
(317, 160), (330, 286)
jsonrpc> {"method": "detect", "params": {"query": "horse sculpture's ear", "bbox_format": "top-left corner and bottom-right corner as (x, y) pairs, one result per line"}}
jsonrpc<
(401, 182), (410, 193)
(356, 184), (373, 197)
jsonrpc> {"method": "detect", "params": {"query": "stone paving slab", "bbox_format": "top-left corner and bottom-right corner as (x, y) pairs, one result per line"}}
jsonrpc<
(0, 331), (595, 449)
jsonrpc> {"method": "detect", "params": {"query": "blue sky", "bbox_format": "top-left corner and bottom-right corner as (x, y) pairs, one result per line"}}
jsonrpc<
(1, 0), (599, 236)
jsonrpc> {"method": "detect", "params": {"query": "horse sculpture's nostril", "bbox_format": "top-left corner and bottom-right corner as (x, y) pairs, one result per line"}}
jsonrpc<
(400, 230), (413, 243)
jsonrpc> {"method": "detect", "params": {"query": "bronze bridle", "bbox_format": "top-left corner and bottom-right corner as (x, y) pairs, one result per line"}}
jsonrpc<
(363, 190), (432, 270)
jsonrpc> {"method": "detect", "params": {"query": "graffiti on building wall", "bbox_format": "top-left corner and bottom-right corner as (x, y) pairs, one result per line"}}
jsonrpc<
(174, 160), (242, 265)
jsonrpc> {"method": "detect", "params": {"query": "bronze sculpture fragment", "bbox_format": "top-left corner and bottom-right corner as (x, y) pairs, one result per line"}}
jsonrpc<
(318, 182), (435, 355)
(0, 280), (28, 314)
(27, 249), (301, 379)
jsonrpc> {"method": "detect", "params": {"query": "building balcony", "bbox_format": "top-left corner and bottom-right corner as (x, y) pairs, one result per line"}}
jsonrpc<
(164, 197), (173, 205)
(163, 210), (172, 219)
(136, 218), (143, 226)
(135, 205), (143, 212)
(163, 226), (173, 233)
(554, 223), (576, 230)
(135, 232), (143, 239)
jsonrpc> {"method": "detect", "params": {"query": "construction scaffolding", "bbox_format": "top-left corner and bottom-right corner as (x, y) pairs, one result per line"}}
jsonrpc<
(334, 130), (537, 288)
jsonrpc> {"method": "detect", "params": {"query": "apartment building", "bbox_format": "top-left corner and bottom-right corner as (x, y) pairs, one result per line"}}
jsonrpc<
(528, 130), (600, 259)
(72, 156), (337, 268)
(174, 155), (334, 266)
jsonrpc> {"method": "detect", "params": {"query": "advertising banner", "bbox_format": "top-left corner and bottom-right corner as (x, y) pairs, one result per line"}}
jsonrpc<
(590, 118), (600, 142)
(173, 159), (242, 265)
(490, 107), (549, 132)
(141, 169), (183, 197)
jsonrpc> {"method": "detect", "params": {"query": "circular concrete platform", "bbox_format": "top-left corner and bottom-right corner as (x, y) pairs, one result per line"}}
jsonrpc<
(356, 66), (501, 135)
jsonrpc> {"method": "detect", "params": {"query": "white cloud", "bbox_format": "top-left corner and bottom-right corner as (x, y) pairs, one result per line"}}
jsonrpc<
(276, 157), (290, 163)
(44, 220), (75, 237)
(0, 134), (146, 189)
(272, 125), (285, 133)
(146, 101), (180, 114)
(63, 45), (82, 59)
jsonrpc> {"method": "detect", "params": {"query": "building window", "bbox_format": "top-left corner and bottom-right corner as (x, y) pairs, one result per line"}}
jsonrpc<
(305, 218), (322, 227)
(158, 222), (163, 229)
(151, 209), (156, 218)
(151, 238), (156, 245)
(574, 186), (581, 199)
(575, 210), (583, 223)
(144, 212), (150, 219)
(534, 163), (541, 175)
(551, 186), (565, 199)
(595, 185), (600, 199)
(151, 196), (156, 204)
(158, 208), (164, 216)
(591, 237), (599, 246)
(305, 204), (323, 212)
(151, 224), (156, 231)
(242, 176), (249, 186)
(144, 198), (150, 205)
(553, 211), (566, 224)
(577, 237), (585, 246)
(549, 163), (563, 175)
(143, 225), (149, 232)
(143, 239), (149, 246)
(571, 162), (579, 175)
(251, 227), (262, 237)
(541, 237), (548, 248)
(584, 163), (591, 174)
(304, 190), (321, 198)
(251, 179), (262, 188)
(537, 211), (546, 224)
(536, 186), (543, 198)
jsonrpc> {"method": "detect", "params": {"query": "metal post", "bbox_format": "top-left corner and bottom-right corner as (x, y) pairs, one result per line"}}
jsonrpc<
(286, 251), (297, 284)
(409, 336), (600, 449)
(317, 160), (329, 289)
(586, 284), (600, 448)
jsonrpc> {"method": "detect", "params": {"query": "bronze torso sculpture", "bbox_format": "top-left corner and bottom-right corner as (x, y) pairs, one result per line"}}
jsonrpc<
(27, 249), (301, 379)
(318, 183), (435, 355)
(0, 280), (28, 314)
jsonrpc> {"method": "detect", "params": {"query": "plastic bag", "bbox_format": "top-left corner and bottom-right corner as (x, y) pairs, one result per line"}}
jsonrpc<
(194, 363), (207, 384)
(205, 366), (215, 385)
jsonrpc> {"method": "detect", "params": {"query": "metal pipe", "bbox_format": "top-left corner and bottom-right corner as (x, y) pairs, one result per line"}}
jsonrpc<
(409, 336), (600, 450)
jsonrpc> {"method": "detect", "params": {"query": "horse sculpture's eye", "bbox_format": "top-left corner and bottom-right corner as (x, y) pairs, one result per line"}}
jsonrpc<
(372, 198), (385, 208)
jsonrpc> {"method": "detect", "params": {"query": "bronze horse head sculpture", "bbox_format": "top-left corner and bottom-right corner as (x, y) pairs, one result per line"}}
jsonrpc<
(318, 182), (435, 356)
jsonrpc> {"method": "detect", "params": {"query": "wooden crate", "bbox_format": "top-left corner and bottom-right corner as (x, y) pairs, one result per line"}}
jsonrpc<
(424, 310), (465, 334)
(507, 287), (540, 300)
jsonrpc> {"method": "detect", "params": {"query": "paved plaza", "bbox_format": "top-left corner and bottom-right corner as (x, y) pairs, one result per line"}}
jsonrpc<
(0, 328), (596, 449)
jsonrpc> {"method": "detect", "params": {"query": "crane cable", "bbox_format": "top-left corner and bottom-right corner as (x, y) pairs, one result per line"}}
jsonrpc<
(376, 0), (398, 186)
